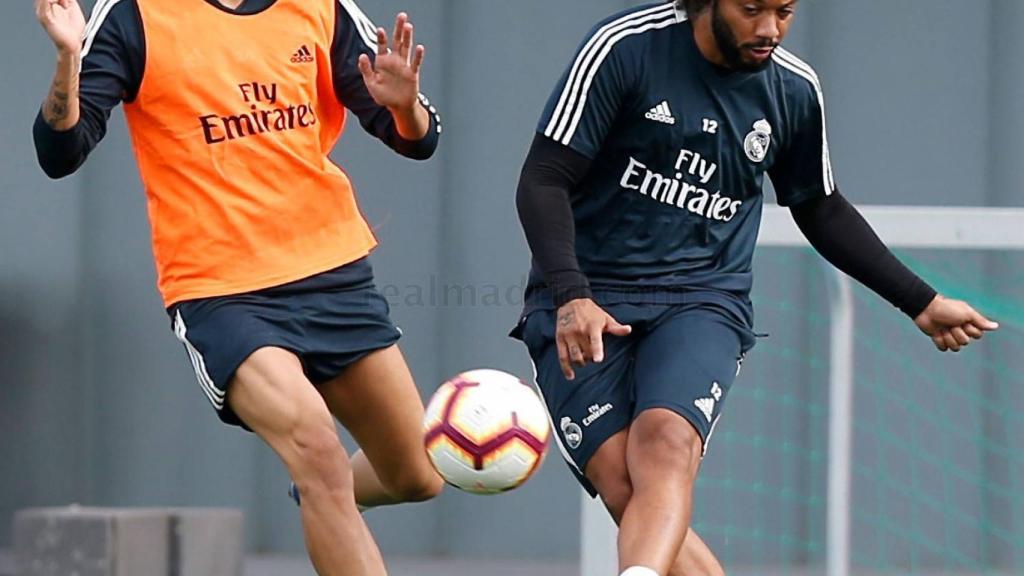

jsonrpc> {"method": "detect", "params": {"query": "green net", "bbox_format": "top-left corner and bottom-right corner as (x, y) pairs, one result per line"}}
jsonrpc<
(693, 247), (1024, 575)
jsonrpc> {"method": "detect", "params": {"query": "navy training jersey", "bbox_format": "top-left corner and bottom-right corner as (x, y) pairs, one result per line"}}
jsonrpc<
(524, 2), (836, 324)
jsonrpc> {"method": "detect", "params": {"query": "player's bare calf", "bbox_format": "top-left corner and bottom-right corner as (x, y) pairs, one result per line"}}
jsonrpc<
(320, 345), (444, 508)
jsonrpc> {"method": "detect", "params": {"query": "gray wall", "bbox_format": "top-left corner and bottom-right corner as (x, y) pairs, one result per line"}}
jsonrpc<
(2, 0), (1021, 571)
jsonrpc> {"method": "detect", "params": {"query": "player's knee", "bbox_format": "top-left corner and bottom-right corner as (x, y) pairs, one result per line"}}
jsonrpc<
(287, 418), (352, 495)
(631, 412), (703, 479)
(384, 468), (444, 503)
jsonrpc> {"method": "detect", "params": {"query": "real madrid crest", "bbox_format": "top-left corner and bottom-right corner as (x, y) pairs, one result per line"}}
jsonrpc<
(560, 416), (583, 449)
(743, 119), (772, 163)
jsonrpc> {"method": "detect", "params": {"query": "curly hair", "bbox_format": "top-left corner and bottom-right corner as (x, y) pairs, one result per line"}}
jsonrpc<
(677, 0), (711, 15)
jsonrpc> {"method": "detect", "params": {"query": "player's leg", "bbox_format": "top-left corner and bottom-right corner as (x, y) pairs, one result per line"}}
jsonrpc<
(319, 344), (444, 507)
(616, 305), (755, 575)
(230, 346), (386, 576)
(268, 273), (442, 508)
(618, 409), (703, 574)
(586, 431), (725, 576)
(170, 276), (397, 574)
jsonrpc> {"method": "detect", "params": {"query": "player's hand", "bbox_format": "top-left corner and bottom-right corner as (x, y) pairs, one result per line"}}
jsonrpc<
(913, 295), (999, 352)
(555, 299), (632, 381)
(35, 0), (85, 56)
(358, 13), (424, 113)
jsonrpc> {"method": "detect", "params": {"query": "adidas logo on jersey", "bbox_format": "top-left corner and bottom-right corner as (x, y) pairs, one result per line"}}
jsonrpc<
(291, 45), (314, 64)
(645, 101), (676, 125)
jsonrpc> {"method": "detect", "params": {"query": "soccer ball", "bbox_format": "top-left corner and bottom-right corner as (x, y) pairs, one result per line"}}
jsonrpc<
(423, 369), (551, 494)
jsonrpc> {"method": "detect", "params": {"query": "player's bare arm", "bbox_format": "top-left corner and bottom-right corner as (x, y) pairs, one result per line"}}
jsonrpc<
(35, 0), (84, 130)
(358, 12), (430, 141)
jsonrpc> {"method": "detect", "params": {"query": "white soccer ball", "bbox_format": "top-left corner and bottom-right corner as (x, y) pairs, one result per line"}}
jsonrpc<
(423, 369), (551, 494)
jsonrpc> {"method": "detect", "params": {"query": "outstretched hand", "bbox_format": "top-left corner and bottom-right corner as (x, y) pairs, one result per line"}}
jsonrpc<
(914, 295), (999, 352)
(357, 12), (425, 113)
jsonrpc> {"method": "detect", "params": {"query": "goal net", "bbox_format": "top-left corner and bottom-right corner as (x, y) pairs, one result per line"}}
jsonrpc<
(581, 205), (1024, 576)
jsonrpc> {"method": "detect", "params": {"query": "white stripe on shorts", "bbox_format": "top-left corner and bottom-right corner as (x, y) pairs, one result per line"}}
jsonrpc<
(173, 310), (225, 410)
(528, 359), (584, 476)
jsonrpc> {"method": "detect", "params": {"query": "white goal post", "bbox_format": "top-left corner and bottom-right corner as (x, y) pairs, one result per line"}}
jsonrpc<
(580, 205), (1024, 576)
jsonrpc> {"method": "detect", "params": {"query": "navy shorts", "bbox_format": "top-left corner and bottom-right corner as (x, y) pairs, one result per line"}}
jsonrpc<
(517, 303), (756, 497)
(168, 258), (401, 428)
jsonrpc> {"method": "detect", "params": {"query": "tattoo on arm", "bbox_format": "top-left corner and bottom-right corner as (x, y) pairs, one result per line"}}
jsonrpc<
(45, 89), (70, 125)
(42, 53), (79, 129)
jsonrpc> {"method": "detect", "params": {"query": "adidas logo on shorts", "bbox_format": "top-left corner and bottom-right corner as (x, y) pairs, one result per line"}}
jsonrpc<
(694, 397), (715, 422)
(694, 382), (723, 422)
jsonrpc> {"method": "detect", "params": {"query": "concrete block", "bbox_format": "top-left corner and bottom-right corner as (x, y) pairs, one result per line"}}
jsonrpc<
(14, 507), (169, 576)
(168, 509), (243, 576)
(13, 507), (243, 576)
(1, 549), (14, 576)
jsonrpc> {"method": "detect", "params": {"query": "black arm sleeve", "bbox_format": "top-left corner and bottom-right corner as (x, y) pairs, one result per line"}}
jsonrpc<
(331, 2), (440, 160)
(790, 192), (937, 318)
(33, 0), (144, 179)
(516, 134), (595, 307)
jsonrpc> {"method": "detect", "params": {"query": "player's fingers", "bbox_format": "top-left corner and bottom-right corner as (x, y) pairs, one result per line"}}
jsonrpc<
(376, 27), (389, 56)
(603, 310), (632, 336)
(556, 338), (575, 381)
(411, 45), (425, 75)
(932, 334), (947, 352)
(561, 329), (588, 365)
(35, 0), (51, 22)
(951, 326), (971, 346)
(605, 319), (632, 337)
(968, 309), (999, 331)
(357, 54), (374, 78)
(400, 23), (413, 63)
(568, 339), (587, 367)
(963, 323), (984, 340)
(392, 13), (406, 54)
(942, 331), (961, 353)
(589, 329), (605, 364)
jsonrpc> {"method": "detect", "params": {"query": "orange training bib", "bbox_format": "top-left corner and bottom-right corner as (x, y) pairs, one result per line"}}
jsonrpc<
(125, 0), (377, 306)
